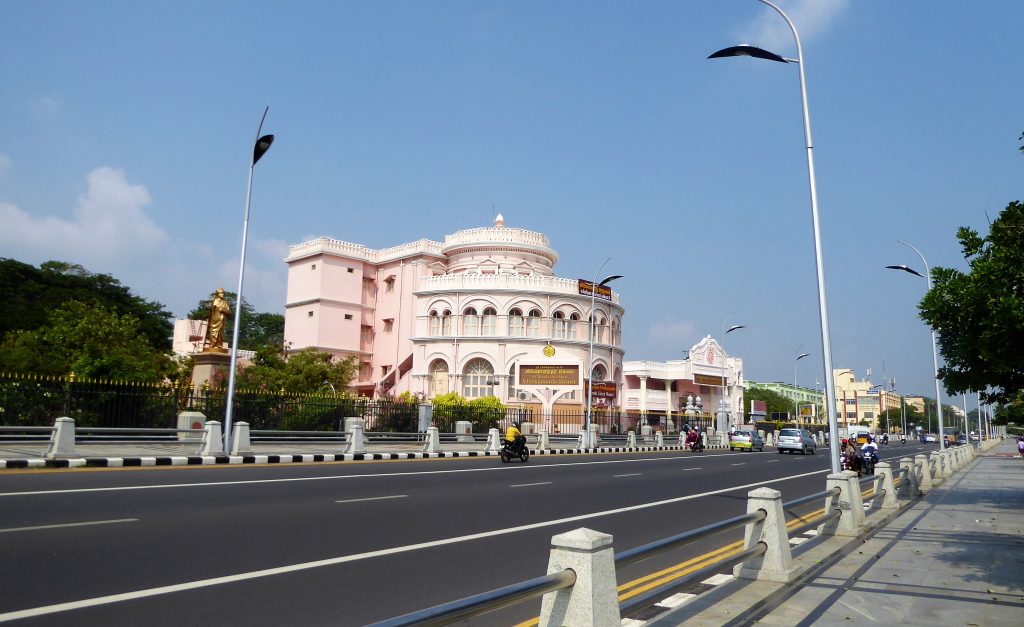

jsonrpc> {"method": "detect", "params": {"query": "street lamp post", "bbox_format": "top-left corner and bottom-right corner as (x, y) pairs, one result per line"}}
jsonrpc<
(709, 0), (842, 473)
(719, 317), (745, 434)
(790, 350), (806, 428)
(584, 257), (622, 450)
(223, 107), (275, 451)
(886, 238), (945, 449)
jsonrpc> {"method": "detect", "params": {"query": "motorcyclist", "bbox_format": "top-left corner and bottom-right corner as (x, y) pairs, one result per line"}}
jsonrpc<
(841, 438), (860, 473)
(505, 422), (526, 455)
(860, 436), (880, 474)
(685, 428), (700, 450)
(882, 433), (889, 445)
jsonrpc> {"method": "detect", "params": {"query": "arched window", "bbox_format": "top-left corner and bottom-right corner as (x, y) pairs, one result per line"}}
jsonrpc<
(598, 317), (607, 343)
(509, 308), (524, 336)
(526, 309), (542, 337)
(463, 359), (494, 399)
(441, 310), (453, 335)
(612, 319), (620, 344)
(429, 360), (449, 397)
(591, 364), (606, 382)
(552, 311), (566, 339)
(463, 307), (479, 336)
(481, 308), (497, 336)
(568, 313), (579, 339)
(429, 310), (440, 336)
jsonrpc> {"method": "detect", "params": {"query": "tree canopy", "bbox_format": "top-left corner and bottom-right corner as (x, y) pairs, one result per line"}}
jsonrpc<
(919, 201), (1024, 422)
(0, 258), (173, 349)
(235, 346), (357, 394)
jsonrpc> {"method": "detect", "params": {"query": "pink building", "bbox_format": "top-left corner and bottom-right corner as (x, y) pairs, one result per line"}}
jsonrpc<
(283, 216), (625, 414)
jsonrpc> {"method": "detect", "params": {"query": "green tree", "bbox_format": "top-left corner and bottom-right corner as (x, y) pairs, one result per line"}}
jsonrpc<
(237, 346), (357, 394)
(743, 386), (796, 421)
(918, 201), (1024, 422)
(0, 300), (168, 380)
(0, 258), (173, 349)
(188, 290), (284, 350)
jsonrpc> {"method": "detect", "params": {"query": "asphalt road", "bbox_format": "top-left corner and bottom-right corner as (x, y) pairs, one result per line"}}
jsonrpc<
(0, 441), (933, 626)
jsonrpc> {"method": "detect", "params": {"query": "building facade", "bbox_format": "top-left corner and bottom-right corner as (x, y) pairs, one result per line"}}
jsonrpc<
(283, 216), (625, 417)
(832, 368), (901, 432)
(622, 337), (744, 432)
(745, 380), (825, 424)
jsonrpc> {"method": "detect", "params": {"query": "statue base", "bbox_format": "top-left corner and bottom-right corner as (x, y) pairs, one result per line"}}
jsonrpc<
(191, 351), (232, 392)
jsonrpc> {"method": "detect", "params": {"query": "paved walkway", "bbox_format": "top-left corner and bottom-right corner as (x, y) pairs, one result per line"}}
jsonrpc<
(674, 440), (1023, 626)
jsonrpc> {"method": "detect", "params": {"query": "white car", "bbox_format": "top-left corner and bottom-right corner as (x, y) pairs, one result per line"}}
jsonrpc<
(924, 434), (937, 443)
(777, 428), (817, 454)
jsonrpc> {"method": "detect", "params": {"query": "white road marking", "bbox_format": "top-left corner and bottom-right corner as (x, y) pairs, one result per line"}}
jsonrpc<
(0, 451), (774, 498)
(510, 482), (552, 488)
(0, 518), (138, 534)
(789, 537), (808, 545)
(613, 473), (642, 478)
(683, 468), (703, 471)
(655, 592), (696, 609)
(767, 460), (780, 463)
(0, 467), (831, 622)
(701, 573), (735, 586)
(334, 495), (408, 504)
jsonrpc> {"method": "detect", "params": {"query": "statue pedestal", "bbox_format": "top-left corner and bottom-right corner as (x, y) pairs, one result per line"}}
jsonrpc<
(191, 351), (232, 392)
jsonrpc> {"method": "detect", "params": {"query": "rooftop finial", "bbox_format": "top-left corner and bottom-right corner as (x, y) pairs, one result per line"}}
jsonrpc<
(494, 213), (505, 227)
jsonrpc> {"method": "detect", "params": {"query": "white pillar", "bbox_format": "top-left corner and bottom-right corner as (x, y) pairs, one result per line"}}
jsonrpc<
(44, 417), (76, 459)
(199, 421), (224, 455)
(539, 429), (550, 450)
(734, 487), (799, 582)
(655, 431), (664, 447)
(819, 471), (865, 537)
(873, 462), (899, 511)
(915, 454), (934, 493)
(229, 421), (251, 455)
(421, 426), (440, 453)
(626, 431), (636, 448)
(539, 528), (619, 627)
(898, 457), (919, 498)
(485, 428), (501, 453)
(345, 423), (366, 454)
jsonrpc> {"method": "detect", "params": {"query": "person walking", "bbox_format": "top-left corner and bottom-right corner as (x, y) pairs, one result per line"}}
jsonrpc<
(1016, 435), (1024, 459)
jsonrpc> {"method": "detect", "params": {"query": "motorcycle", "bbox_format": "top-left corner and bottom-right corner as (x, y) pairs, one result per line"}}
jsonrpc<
(499, 438), (530, 463)
(688, 439), (704, 453)
(900, 436), (907, 445)
(857, 450), (879, 476)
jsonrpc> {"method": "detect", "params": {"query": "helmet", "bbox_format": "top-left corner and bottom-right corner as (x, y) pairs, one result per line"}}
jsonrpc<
(841, 438), (848, 445)
(866, 435), (873, 442)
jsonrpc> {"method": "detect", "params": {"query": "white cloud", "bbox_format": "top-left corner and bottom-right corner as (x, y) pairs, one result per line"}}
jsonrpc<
(738, 0), (850, 52)
(649, 320), (697, 345)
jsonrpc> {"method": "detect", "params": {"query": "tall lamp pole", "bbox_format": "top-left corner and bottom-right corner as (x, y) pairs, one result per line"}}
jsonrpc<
(584, 257), (622, 450)
(794, 350), (810, 427)
(720, 317), (745, 434)
(885, 238), (945, 449)
(224, 108), (275, 451)
(709, 0), (842, 473)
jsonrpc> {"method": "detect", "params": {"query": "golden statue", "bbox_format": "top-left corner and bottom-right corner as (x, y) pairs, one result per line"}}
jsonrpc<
(205, 288), (231, 353)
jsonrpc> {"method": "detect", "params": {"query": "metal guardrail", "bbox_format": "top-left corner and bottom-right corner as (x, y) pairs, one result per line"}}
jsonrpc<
(615, 510), (766, 569)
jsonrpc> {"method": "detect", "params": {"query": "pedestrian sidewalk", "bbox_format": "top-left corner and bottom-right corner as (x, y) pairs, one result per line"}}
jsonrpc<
(660, 440), (1024, 626)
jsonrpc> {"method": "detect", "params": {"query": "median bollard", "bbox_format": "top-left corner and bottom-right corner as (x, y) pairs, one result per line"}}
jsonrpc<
(655, 431), (664, 447)
(898, 457), (919, 498)
(198, 421), (224, 456)
(44, 417), (77, 459)
(485, 428), (501, 453)
(915, 454), (934, 493)
(539, 429), (550, 450)
(626, 431), (637, 448)
(734, 487), (799, 582)
(344, 423), (366, 455)
(820, 471), (865, 537)
(229, 421), (252, 456)
(539, 528), (619, 627)
(873, 463), (899, 511)
(421, 426), (440, 453)
(930, 451), (946, 481)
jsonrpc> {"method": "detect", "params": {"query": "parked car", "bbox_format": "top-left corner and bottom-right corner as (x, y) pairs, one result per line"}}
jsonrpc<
(777, 428), (816, 454)
(924, 434), (937, 443)
(729, 430), (764, 452)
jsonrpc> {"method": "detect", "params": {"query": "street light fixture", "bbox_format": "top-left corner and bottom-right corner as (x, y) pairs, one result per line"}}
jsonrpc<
(584, 257), (623, 450)
(224, 107), (275, 451)
(718, 320), (745, 434)
(885, 239), (945, 449)
(709, 0), (842, 473)
(794, 351), (810, 427)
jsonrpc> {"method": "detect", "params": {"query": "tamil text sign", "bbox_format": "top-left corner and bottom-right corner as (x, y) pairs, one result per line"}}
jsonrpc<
(750, 399), (767, 416)
(585, 380), (617, 399)
(578, 279), (612, 301)
(694, 373), (725, 387)
(519, 364), (581, 387)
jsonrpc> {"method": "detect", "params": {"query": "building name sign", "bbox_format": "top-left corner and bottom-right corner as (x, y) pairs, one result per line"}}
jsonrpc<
(750, 399), (767, 416)
(694, 373), (725, 387)
(577, 279), (612, 301)
(519, 364), (581, 387)
(585, 380), (617, 399)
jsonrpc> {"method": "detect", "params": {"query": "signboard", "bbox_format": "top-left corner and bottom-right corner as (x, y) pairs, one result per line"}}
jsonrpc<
(799, 404), (816, 418)
(585, 380), (617, 399)
(519, 364), (581, 387)
(694, 373), (725, 387)
(577, 279), (612, 301)
(750, 400), (767, 416)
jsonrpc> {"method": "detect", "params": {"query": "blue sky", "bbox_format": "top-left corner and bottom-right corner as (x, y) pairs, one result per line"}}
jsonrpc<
(1, 1), (1020, 408)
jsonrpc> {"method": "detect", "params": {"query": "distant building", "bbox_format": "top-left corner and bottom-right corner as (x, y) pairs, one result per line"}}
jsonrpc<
(282, 215), (625, 416)
(745, 381), (824, 424)
(832, 368), (901, 432)
(622, 337), (744, 431)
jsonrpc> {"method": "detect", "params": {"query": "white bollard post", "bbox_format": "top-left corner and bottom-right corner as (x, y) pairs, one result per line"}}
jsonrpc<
(421, 426), (440, 453)
(344, 423), (366, 455)
(539, 528), (619, 627)
(539, 429), (550, 450)
(819, 471), (865, 537)
(199, 421), (224, 455)
(229, 421), (252, 455)
(873, 463), (899, 511)
(915, 454), (934, 493)
(734, 487), (799, 582)
(485, 428), (502, 453)
(898, 457), (919, 498)
(655, 431), (664, 447)
(626, 431), (637, 448)
(44, 417), (77, 459)
(930, 451), (946, 481)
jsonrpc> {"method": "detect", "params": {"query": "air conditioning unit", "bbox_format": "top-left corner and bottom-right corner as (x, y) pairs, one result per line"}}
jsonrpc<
(518, 391), (530, 401)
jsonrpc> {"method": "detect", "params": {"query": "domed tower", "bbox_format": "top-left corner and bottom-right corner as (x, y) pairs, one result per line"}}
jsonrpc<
(440, 214), (558, 276)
